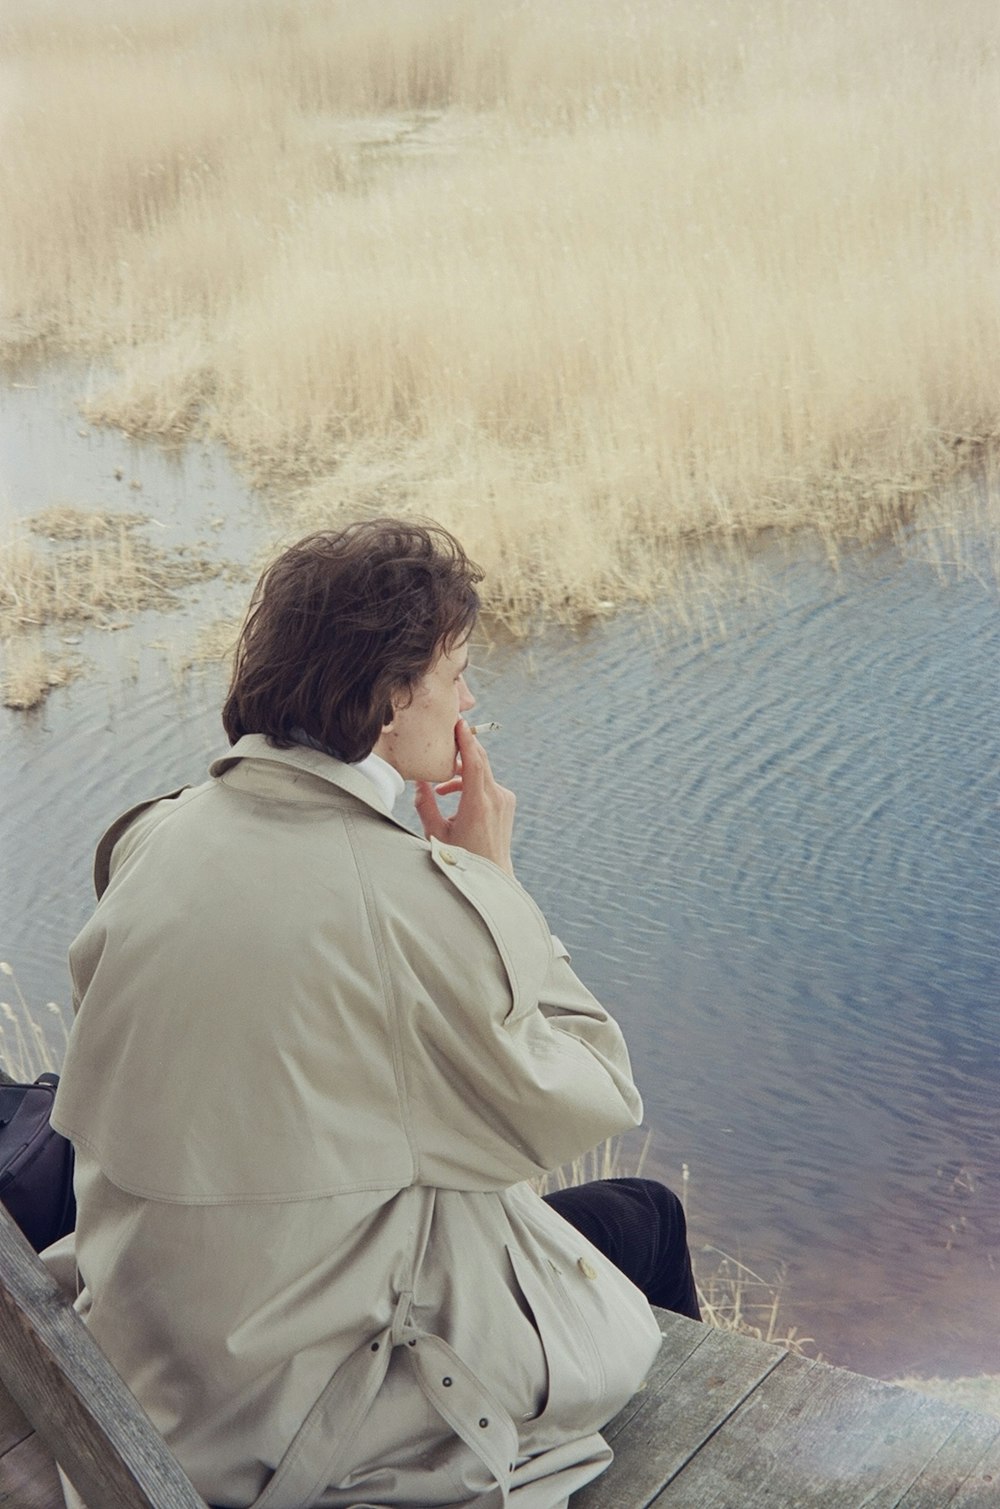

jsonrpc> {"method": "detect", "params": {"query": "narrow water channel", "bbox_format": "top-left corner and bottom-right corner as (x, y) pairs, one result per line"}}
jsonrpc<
(2, 375), (997, 1381)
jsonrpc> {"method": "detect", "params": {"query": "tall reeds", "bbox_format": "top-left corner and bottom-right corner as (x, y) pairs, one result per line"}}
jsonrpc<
(2, 0), (997, 624)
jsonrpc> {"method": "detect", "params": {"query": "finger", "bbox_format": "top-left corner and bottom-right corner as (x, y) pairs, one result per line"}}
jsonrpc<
(413, 780), (449, 841)
(434, 776), (464, 796)
(455, 716), (483, 750)
(454, 718), (488, 782)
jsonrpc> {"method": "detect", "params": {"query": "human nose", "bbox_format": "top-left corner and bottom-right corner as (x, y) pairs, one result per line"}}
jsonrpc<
(458, 675), (475, 712)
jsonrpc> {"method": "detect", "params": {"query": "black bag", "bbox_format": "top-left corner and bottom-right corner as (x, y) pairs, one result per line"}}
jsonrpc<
(0, 1071), (76, 1251)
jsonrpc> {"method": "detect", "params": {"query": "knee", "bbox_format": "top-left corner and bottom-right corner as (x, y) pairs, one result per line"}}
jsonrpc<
(624, 1178), (689, 1239)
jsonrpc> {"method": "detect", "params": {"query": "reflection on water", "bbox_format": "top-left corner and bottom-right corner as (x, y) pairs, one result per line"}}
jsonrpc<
(1, 377), (998, 1380)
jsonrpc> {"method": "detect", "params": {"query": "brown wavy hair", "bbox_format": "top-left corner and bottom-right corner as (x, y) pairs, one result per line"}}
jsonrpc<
(222, 520), (483, 762)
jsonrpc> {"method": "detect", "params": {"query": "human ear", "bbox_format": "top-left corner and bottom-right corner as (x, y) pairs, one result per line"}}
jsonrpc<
(384, 680), (416, 725)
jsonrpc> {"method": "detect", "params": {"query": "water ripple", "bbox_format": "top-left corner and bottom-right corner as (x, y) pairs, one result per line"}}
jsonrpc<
(3, 497), (998, 1378)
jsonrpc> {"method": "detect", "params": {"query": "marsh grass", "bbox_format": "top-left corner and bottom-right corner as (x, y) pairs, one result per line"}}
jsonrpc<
(693, 1246), (815, 1355)
(0, 637), (79, 710)
(0, 514), (217, 633)
(895, 459), (1000, 589)
(0, 509), (224, 706)
(3, 0), (998, 627)
(26, 505), (147, 542)
(177, 615), (242, 677)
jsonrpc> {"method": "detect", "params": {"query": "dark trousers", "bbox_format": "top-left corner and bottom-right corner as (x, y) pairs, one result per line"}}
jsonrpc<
(543, 1177), (701, 1321)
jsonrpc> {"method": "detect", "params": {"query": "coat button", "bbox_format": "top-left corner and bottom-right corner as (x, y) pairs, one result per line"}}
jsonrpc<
(577, 1257), (599, 1280)
(439, 847), (458, 865)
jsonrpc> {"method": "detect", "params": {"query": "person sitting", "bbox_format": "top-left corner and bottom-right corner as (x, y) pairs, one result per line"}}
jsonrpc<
(50, 519), (699, 1508)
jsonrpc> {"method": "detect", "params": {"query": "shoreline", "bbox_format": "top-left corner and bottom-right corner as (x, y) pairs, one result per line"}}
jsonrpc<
(892, 1374), (1000, 1421)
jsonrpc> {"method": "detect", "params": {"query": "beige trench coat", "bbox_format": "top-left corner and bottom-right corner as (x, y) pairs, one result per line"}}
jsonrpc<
(51, 737), (663, 1508)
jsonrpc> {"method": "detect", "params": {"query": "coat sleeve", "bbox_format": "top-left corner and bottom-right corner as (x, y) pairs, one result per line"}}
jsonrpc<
(386, 844), (645, 1190)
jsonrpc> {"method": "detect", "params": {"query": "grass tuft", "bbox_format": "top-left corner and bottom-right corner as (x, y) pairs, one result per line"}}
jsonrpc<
(692, 1246), (816, 1355)
(0, 965), (70, 1080)
(0, 510), (228, 708)
(0, 514), (218, 635)
(1, 638), (79, 710)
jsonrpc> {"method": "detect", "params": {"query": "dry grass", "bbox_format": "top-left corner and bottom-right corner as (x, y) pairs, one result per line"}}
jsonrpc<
(2, 0), (997, 627)
(896, 459), (1000, 588)
(0, 509), (223, 707)
(0, 964), (69, 1080)
(175, 614), (242, 677)
(0, 513), (217, 635)
(26, 505), (147, 542)
(676, 1163), (816, 1355)
(1, 637), (79, 710)
(693, 1247), (816, 1355)
(1, 512), (215, 624)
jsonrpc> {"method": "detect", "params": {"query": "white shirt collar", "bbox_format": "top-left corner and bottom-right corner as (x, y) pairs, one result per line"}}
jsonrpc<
(352, 751), (405, 813)
(288, 729), (404, 814)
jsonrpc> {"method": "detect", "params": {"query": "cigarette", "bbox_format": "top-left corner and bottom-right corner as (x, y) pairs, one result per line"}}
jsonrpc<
(467, 721), (501, 736)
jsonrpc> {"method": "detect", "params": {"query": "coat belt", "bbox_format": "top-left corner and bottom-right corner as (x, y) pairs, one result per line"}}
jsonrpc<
(249, 1290), (519, 1509)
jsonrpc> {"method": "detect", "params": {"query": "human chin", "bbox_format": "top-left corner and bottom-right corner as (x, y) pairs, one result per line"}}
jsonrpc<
(419, 731), (459, 785)
(426, 744), (459, 784)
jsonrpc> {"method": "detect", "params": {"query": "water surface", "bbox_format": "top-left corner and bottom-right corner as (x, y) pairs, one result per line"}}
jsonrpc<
(2, 376), (997, 1380)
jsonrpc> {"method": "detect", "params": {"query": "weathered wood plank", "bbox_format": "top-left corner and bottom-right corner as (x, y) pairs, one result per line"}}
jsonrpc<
(0, 1429), (63, 1508)
(649, 1351), (979, 1508)
(948, 1434), (1000, 1508)
(0, 1204), (207, 1509)
(896, 1408), (1000, 1509)
(636, 1348), (823, 1507)
(2, 1259), (996, 1509)
(574, 1317), (786, 1508)
(597, 1309), (715, 1443)
(914, 1428), (1000, 1509)
(0, 1378), (33, 1458)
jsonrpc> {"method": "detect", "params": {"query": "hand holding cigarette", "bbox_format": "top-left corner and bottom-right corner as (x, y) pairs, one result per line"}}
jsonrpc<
(415, 718), (516, 875)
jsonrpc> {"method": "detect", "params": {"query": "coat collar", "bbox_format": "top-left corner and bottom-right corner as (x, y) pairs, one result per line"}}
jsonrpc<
(209, 734), (411, 828)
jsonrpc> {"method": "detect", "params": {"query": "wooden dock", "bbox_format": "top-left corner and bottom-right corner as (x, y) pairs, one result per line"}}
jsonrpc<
(2, 1307), (999, 1506)
(575, 1311), (1000, 1507)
